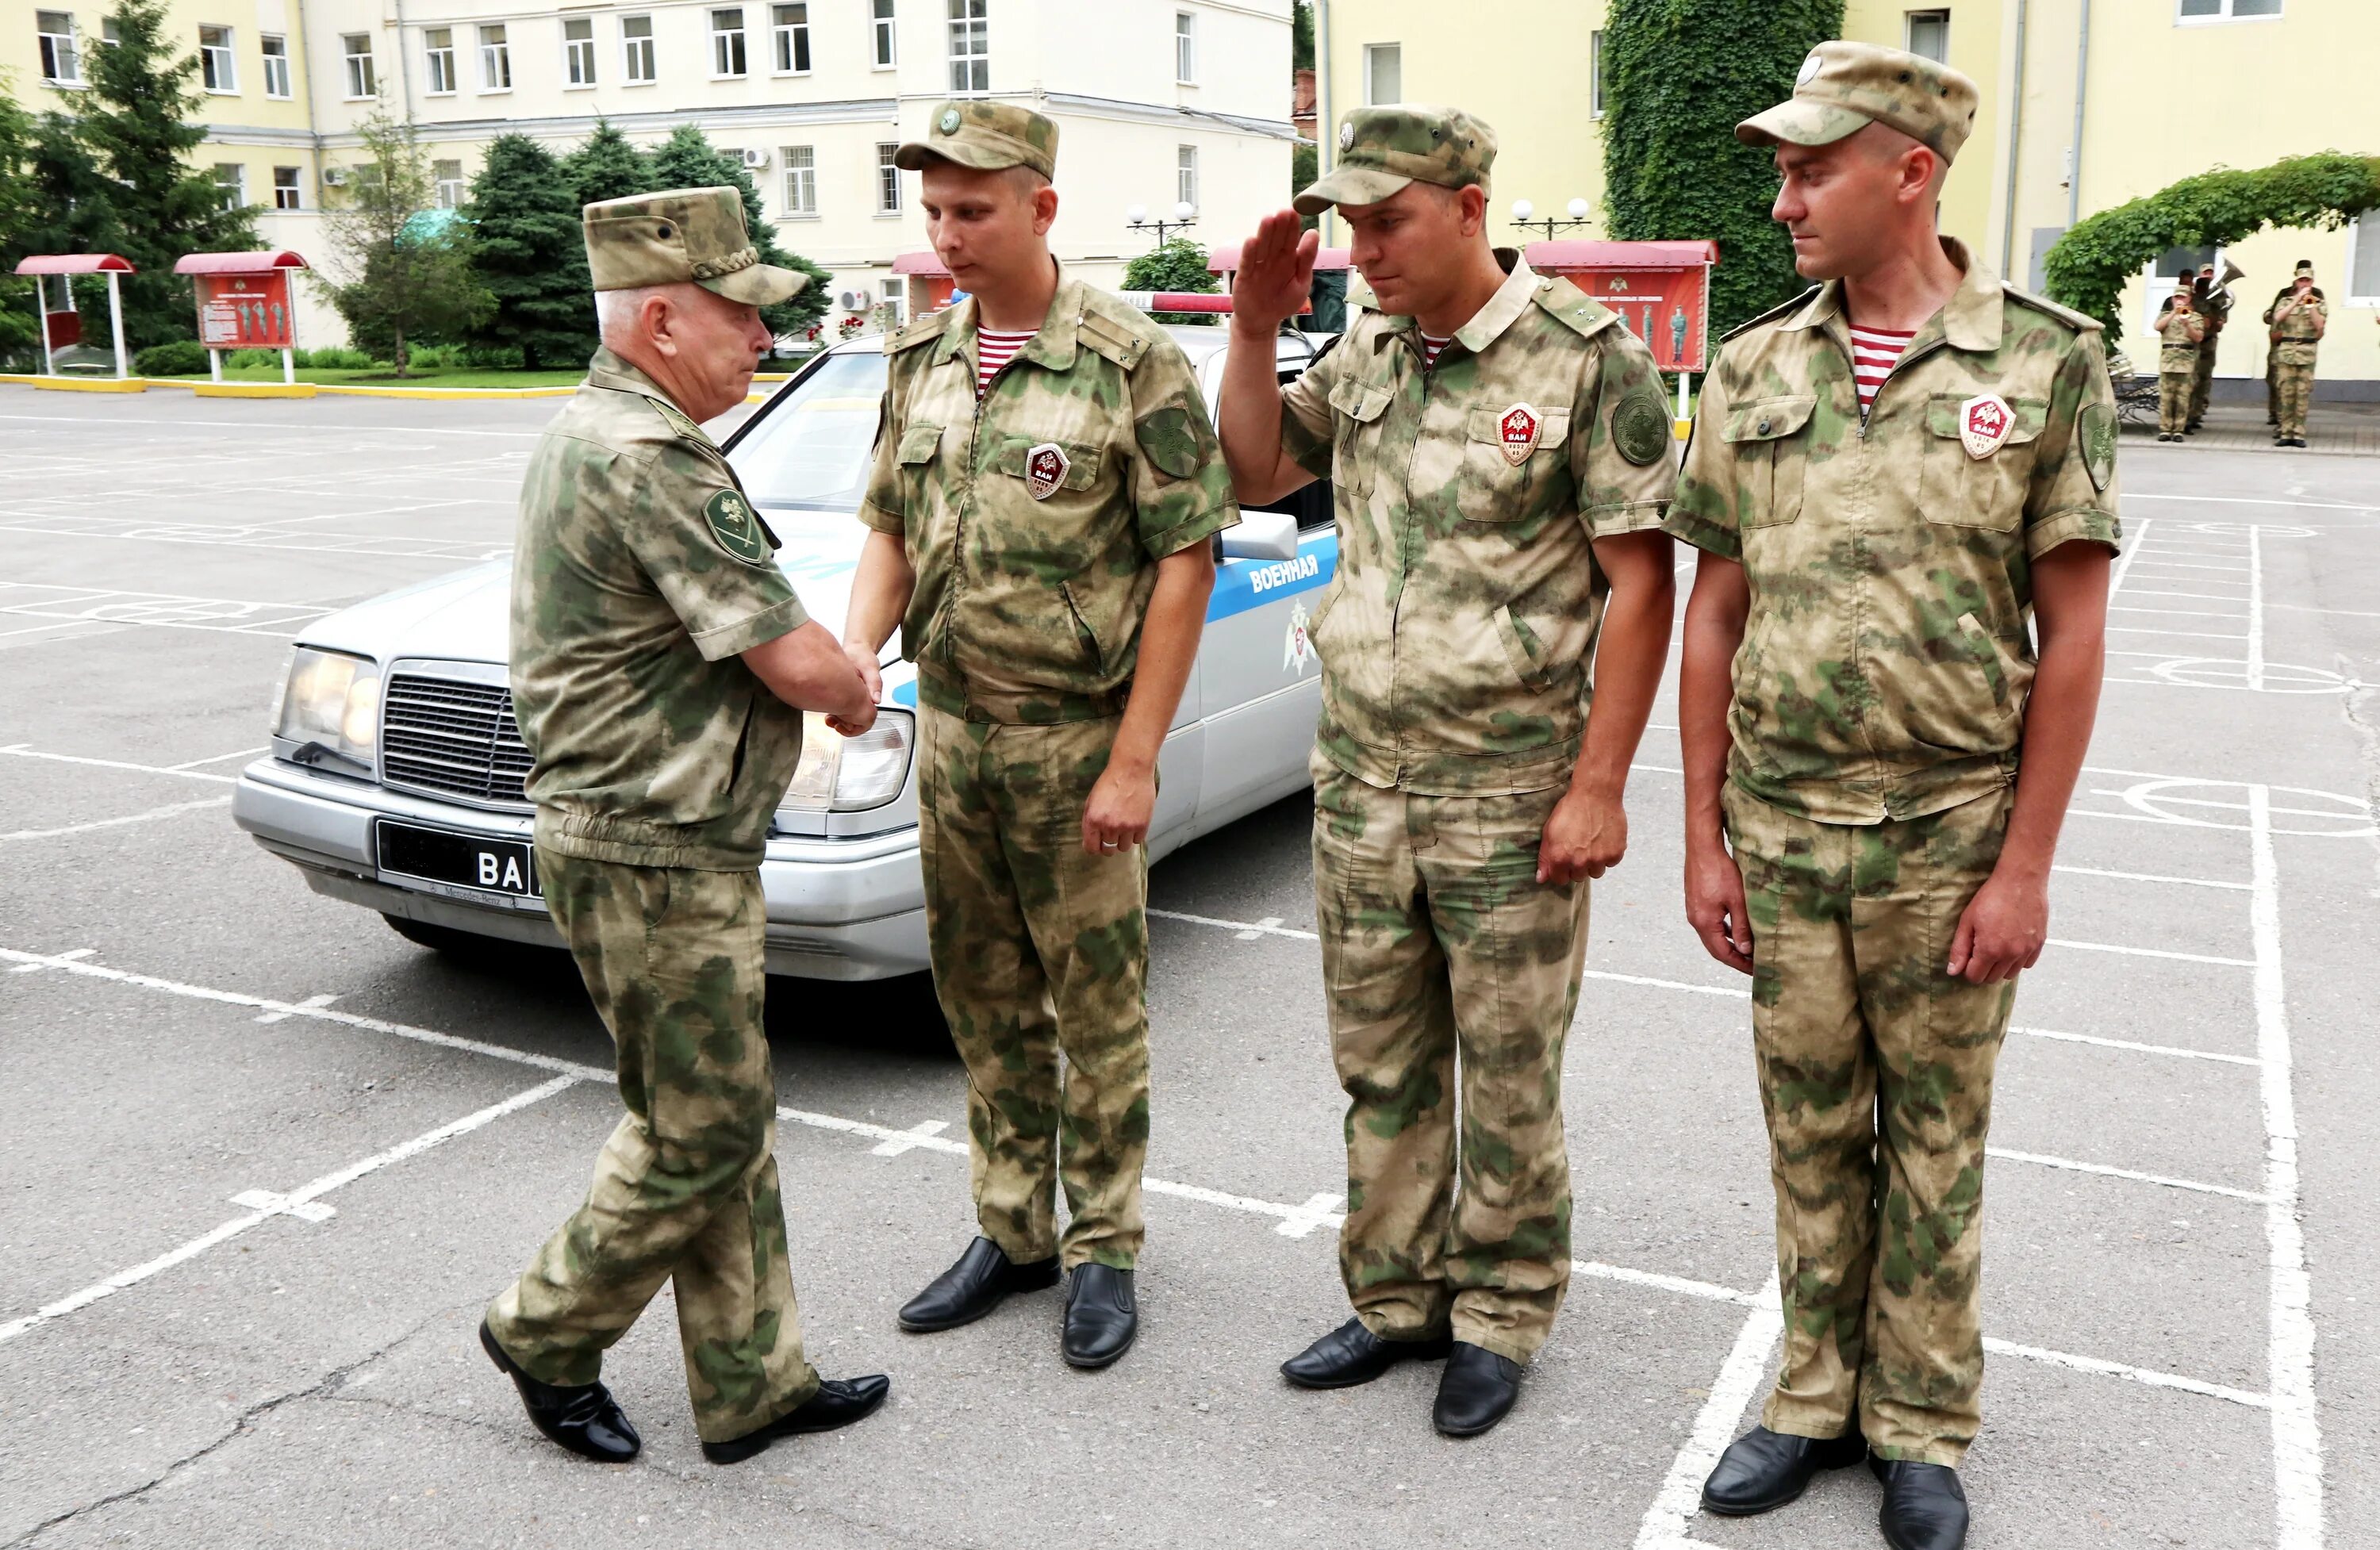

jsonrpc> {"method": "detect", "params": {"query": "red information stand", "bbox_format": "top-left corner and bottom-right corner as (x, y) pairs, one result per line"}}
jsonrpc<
(173, 251), (310, 383)
(1522, 240), (1718, 432)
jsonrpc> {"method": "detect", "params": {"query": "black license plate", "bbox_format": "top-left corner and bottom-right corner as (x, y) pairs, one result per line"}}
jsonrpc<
(377, 821), (540, 899)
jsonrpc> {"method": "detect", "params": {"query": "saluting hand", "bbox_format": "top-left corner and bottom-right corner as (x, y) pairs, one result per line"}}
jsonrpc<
(1231, 209), (1320, 336)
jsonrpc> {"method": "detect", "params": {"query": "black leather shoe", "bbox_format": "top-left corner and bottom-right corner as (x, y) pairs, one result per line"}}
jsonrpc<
(1873, 1457), (1970, 1550)
(479, 1320), (640, 1464)
(1280, 1318), (1453, 1389)
(1699, 1425), (1867, 1515)
(1061, 1264), (1138, 1369)
(896, 1237), (1061, 1333)
(1431, 1342), (1522, 1437)
(701, 1374), (892, 1465)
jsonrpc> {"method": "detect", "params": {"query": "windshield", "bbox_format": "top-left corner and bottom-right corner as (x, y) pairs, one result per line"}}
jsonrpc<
(730, 351), (890, 511)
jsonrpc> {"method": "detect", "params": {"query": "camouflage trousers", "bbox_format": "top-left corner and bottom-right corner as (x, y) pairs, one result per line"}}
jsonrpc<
(2274, 362), (2315, 440)
(2188, 342), (2217, 427)
(2159, 370), (2194, 435)
(486, 851), (817, 1445)
(1311, 762), (1588, 1365)
(1722, 783), (2017, 1468)
(917, 705), (1150, 1271)
(2267, 343), (2281, 425)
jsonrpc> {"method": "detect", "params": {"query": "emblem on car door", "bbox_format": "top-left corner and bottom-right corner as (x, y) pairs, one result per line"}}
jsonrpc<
(1284, 600), (1312, 676)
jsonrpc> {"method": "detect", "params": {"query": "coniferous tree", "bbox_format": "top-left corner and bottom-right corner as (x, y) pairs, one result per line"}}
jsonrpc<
(0, 91), (60, 363)
(647, 125), (828, 340)
(466, 134), (596, 370)
(561, 121), (654, 209)
(317, 110), (493, 375)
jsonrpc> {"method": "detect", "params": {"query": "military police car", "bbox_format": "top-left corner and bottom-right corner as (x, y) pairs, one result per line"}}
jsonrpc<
(231, 325), (1338, 980)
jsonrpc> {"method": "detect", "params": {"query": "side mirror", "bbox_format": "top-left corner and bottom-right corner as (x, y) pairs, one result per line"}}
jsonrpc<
(1219, 508), (1299, 563)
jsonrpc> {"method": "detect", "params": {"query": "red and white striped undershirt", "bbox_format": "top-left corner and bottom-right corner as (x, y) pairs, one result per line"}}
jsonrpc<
(1848, 324), (1914, 416)
(1421, 332), (1453, 370)
(976, 328), (1035, 397)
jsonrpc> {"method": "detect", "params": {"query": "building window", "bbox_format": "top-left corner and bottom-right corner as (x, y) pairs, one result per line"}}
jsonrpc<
(2347, 218), (2380, 305)
(434, 159), (466, 209)
(342, 33), (376, 98)
(273, 165), (302, 209)
(213, 163), (247, 213)
(479, 24), (511, 90)
(872, 0), (897, 66)
(424, 28), (455, 93)
(882, 274), (908, 324)
(564, 17), (597, 85)
(769, 3), (810, 71)
(1906, 10), (1950, 61)
(780, 145), (817, 214)
(1177, 144), (1199, 212)
(2178, 0), (2282, 18)
(1175, 10), (1195, 83)
(622, 15), (656, 82)
(877, 141), (904, 213)
(712, 8), (748, 75)
(260, 32), (290, 97)
(199, 25), (236, 91)
(1591, 29), (1606, 117)
(37, 12), (82, 84)
(1364, 42), (1399, 106)
(946, 0), (988, 94)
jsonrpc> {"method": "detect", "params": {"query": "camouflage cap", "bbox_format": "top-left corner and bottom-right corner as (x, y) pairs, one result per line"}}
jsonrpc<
(1736, 40), (1979, 166)
(893, 100), (1058, 179)
(582, 186), (808, 307)
(2296, 259), (2317, 275)
(1293, 105), (1495, 217)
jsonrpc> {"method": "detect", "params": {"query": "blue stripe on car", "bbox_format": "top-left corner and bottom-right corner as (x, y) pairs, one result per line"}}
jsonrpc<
(1206, 529), (1336, 623)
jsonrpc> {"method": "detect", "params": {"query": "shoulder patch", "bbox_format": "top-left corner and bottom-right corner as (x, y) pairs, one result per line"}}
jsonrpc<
(1612, 390), (1672, 466)
(1721, 286), (1822, 345)
(1077, 294), (1156, 369)
(1530, 278), (1618, 342)
(2000, 283), (2103, 335)
(886, 306), (953, 355)
(650, 397), (712, 447)
(1135, 404), (1204, 479)
(2079, 402), (2117, 493)
(703, 487), (774, 566)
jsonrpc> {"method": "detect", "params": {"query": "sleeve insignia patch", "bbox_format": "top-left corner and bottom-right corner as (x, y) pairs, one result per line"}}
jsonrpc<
(1135, 405), (1204, 478)
(2079, 402), (2117, 493)
(704, 488), (774, 564)
(1613, 390), (1672, 466)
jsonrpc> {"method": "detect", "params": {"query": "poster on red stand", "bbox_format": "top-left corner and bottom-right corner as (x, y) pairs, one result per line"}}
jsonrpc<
(196, 270), (295, 350)
(1522, 240), (1718, 375)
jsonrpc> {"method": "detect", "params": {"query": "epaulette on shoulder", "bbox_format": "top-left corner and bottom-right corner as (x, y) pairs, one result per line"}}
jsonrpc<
(2000, 283), (2103, 334)
(1530, 276), (1618, 342)
(885, 305), (952, 355)
(1720, 286), (1821, 345)
(1077, 289), (1157, 369)
(639, 392), (716, 451)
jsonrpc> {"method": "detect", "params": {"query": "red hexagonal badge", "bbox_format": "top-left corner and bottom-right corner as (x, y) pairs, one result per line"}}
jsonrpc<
(1024, 442), (1069, 501)
(1498, 403), (1541, 466)
(1959, 393), (2013, 460)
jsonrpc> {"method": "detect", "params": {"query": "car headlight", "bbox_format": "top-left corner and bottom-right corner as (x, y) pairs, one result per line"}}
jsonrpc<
(276, 647), (381, 770)
(777, 708), (913, 815)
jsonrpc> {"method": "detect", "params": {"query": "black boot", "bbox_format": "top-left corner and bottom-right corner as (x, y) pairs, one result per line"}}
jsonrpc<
(1874, 1457), (1970, 1550)
(701, 1374), (892, 1464)
(1699, 1425), (1867, 1515)
(896, 1237), (1061, 1333)
(1430, 1342), (1522, 1437)
(1280, 1318), (1453, 1390)
(1060, 1264), (1138, 1369)
(480, 1320), (640, 1464)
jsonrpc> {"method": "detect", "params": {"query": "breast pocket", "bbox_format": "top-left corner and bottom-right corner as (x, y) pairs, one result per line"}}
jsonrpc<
(1920, 394), (2046, 531)
(990, 435), (1107, 565)
(1458, 407), (1573, 524)
(896, 421), (944, 509)
(1719, 395), (1816, 528)
(1329, 378), (1392, 497)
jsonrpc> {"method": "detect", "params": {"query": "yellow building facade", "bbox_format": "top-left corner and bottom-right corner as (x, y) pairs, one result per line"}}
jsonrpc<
(1316, 0), (2380, 393)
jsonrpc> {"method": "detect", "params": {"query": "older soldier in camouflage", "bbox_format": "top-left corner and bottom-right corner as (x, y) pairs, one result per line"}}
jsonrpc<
(2269, 266), (2327, 447)
(1220, 105), (1677, 1438)
(841, 102), (1238, 1368)
(1670, 46), (2118, 1550)
(482, 186), (891, 1467)
(2154, 291), (2206, 440)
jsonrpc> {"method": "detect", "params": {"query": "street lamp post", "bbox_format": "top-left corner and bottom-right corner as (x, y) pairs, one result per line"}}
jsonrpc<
(1127, 201), (1200, 245)
(1510, 197), (1593, 243)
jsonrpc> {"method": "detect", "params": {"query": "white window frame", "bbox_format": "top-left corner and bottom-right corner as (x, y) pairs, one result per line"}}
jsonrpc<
(946, 0), (988, 95)
(478, 23), (512, 91)
(1590, 29), (1606, 118)
(2176, 0), (2283, 21)
(1364, 41), (1399, 106)
(712, 7), (749, 77)
(434, 159), (466, 209)
(260, 32), (291, 98)
(1174, 10), (1195, 84)
(213, 163), (248, 213)
(871, 0), (897, 67)
(781, 145), (817, 215)
(424, 27), (456, 94)
(1905, 9), (1950, 61)
(563, 17), (597, 86)
(1177, 144), (1198, 213)
(770, 2), (810, 73)
(876, 141), (904, 214)
(272, 165), (302, 209)
(37, 12), (83, 86)
(199, 24), (237, 92)
(621, 15), (657, 83)
(882, 274), (908, 324)
(2346, 218), (2380, 307)
(342, 33), (376, 98)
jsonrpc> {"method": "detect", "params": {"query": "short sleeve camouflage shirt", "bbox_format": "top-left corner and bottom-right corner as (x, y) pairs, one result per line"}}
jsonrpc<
(860, 271), (1240, 724)
(1277, 257), (1675, 796)
(1665, 242), (2123, 824)
(512, 347), (811, 869)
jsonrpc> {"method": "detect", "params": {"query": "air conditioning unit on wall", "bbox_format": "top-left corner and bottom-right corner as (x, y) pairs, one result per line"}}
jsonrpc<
(740, 147), (770, 170)
(835, 286), (874, 311)
(321, 167), (348, 186)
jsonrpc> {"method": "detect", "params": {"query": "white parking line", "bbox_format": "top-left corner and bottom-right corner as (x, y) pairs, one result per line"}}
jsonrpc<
(168, 748), (268, 771)
(0, 796), (231, 842)
(1986, 1147), (2270, 1203)
(0, 412), (546, 438)
(0, 745), (240, 784)
(1634, 1285), (1783, 1550)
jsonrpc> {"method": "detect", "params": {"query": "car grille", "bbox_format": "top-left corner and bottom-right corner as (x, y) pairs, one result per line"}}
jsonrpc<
(379, 673), (536, 807)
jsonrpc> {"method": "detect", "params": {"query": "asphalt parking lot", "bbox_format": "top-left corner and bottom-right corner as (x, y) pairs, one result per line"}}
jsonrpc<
(3, 387), (2378, 1550)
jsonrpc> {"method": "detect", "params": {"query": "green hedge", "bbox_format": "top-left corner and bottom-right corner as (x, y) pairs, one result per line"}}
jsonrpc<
(132, 340), (209, 375)
(2044, 152), (2380, 346)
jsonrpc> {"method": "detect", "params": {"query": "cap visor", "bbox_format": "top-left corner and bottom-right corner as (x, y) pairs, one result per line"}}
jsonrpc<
(892, 139), (1024, 173)
(700, 264), (809, 308)
(1291, 166), (1413, 218)
(1734, 100), (1871, 148)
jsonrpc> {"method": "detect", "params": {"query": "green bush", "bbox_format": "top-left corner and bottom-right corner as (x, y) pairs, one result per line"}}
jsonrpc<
(404, 343), (463, 368)
(133, 339), (209, 375)
(303, 345), (374, 369)
(1121, 235), (1220, 326)
(226, 347), (283, 369)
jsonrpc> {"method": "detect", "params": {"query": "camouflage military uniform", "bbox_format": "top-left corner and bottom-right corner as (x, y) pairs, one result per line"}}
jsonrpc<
(862, 213), (1237, 1269)
(2269, 291), (2327, 442)
(1281, 106), (1676, 1364)
(2155, 305), (2206, 436)
(1668, 237), (2121, 1465)
(487, 189), (826, 1448)
(2185, 275), (2228, 432)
